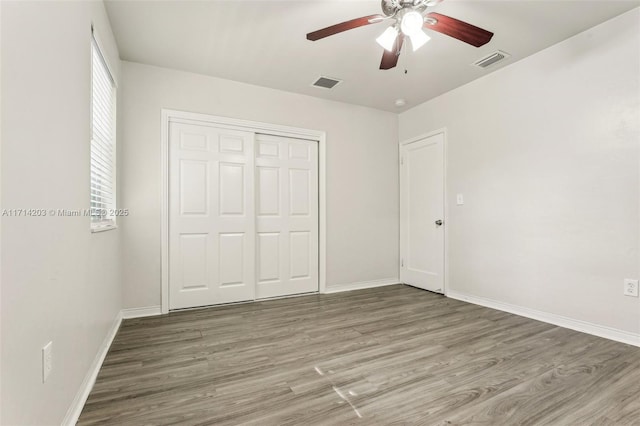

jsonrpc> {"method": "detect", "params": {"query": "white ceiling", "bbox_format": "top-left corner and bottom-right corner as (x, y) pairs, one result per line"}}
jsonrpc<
(105, 0), (640, 112)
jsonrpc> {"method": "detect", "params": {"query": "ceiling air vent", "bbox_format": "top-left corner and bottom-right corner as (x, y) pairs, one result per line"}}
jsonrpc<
(311, 76), (342, 89)
(473, 50), (510, 69)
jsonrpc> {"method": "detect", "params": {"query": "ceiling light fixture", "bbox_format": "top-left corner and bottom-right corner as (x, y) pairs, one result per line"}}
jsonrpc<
(409, 29), (430, 51)
(400, 11), (424, 35)
(400, 11), (431, 51)
(376, 26), (399, 52)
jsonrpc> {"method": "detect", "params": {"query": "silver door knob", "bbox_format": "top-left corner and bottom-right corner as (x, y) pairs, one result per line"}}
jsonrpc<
(435, 220), (443, 226)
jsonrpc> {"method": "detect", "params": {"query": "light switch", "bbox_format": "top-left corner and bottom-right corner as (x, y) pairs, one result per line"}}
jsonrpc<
(456, 194), (464, 205)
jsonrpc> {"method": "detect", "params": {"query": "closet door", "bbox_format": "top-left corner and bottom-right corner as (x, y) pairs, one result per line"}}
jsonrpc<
(169, 122), (255, 309)
(255, 134), (319, 299)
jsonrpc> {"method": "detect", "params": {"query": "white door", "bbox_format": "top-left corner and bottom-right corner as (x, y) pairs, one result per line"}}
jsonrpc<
(255, 134), (319, 299)
(169, 122), (255, 309)
(400, 133), (445, 293)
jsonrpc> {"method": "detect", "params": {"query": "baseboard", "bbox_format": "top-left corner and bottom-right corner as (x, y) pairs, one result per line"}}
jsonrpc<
(62, 306), (162, 424)
(121, 305), (163, 319)
(325, 278), (400, 294)
(447, 290), (640, 348)
(62, 311), (123, 426)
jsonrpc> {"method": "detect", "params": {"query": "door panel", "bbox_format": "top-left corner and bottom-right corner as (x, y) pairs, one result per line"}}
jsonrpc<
(255, 134), (319, 299)
(219, 163), (245, 215)
(258, 141), (279, 158)
(169, 122), (255, 309)
(180, 131), (208, 151)
(290, 231), (310, 279)
(219, 134), (244, 153)
(179, 234), (208, 289)
(179, 160), (208, 215)
(257, 167), (280, 215)
(400, 133), (445, 293)
(257, 232), (280, 282)
(289, 142), (310, 160)
(289, 169), (310, 215)
(219, 233), (245, 286)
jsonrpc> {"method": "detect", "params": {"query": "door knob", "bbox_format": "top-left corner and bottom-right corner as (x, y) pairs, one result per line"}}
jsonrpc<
(435, 220), (443, 226)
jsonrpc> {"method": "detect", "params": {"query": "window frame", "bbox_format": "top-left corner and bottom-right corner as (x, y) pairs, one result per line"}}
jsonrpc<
(90, 28), (117, 233)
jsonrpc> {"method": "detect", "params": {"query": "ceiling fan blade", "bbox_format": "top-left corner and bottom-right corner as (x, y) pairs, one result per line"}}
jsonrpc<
(425, 12), (493, 47)
(380, 34), (404, 70)
(307, 14), (385, 41)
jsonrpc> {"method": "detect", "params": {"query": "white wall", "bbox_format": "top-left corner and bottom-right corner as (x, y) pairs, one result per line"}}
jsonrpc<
(0, 1), (3, 421)
(120, 61), (399, 308)
(1, 1), (122, 424)
(400, 9), (640, 335)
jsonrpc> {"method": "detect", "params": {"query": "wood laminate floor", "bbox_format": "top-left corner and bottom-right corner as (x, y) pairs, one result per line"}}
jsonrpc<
(78, 285), (640, 425)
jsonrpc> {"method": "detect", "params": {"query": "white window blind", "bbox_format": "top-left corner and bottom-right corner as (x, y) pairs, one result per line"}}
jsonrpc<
(90, 33), (116, 231)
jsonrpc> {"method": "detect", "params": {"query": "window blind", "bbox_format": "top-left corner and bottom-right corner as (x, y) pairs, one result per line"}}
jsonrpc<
(90, 35), (116, 230)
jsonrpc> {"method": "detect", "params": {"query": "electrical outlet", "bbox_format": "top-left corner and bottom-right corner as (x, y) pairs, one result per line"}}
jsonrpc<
(456, 194), (464, 205)
(624, 279), (639, 297)
(42, 341), (53, 383)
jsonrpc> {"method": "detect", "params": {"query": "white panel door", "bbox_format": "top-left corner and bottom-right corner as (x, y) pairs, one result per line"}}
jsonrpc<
(255, 134), (319, 299)
(169, 122), (255, 309)
(400, 133), (445, 293)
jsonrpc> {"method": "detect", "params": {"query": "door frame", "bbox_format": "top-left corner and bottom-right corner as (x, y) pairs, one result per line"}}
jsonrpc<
(160, 109), (327, 314)
(399, 128), (449, 296)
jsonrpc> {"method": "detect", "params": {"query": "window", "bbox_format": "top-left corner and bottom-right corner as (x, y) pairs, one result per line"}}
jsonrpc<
(90, 32), (116, 231)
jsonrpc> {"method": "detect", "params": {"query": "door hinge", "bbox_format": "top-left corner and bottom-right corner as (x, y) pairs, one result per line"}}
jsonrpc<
(401, 258), (404, 267)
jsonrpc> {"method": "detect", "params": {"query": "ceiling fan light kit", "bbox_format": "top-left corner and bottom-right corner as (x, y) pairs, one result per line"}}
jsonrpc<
(400, 10), (424, 35)
(396, 10), (431, 52)
(376, 26), (400, 52)
(408, 28), (431, 52)
(307, 0), (494, 70)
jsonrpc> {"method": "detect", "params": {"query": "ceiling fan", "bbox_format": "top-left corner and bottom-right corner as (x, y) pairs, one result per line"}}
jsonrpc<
(306, 0), (494, 70)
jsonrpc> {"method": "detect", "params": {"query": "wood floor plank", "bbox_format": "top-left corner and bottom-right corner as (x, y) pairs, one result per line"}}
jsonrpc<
(78, 285), (640, 425)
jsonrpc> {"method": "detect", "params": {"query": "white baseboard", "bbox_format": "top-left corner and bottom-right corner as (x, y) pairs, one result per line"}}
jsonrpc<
(325, 278), (399, 294)
(62, 311), (123, 426)
(62, 305), (162, 424)
(447, 290), (640, 348)
(122, 305), (162, 319)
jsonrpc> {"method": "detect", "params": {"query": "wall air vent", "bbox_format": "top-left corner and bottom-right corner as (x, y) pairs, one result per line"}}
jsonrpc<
(311, 76), (342, 89)
(473, 50), (511, 69)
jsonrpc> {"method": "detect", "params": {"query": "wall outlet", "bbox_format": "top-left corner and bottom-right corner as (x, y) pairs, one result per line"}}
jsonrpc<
(42, 341), (53, 383)
(456, 194), (464, 205)
(623, 279), (639, 297)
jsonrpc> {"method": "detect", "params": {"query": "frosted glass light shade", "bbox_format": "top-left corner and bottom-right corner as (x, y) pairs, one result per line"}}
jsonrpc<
(401, 11), (424, 36)
(376, 26), (399, 52)
(409, 30), (431, 51)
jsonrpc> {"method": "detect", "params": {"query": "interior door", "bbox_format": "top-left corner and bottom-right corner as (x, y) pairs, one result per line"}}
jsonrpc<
(169, 122), (255, 309)
(255, 134), (319, 299)
(400, 132), (445, 293)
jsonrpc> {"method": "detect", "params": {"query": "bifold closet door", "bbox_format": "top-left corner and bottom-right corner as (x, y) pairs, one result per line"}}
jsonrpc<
(169, 122), (255, 309)
(255, 134), (319, 299)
